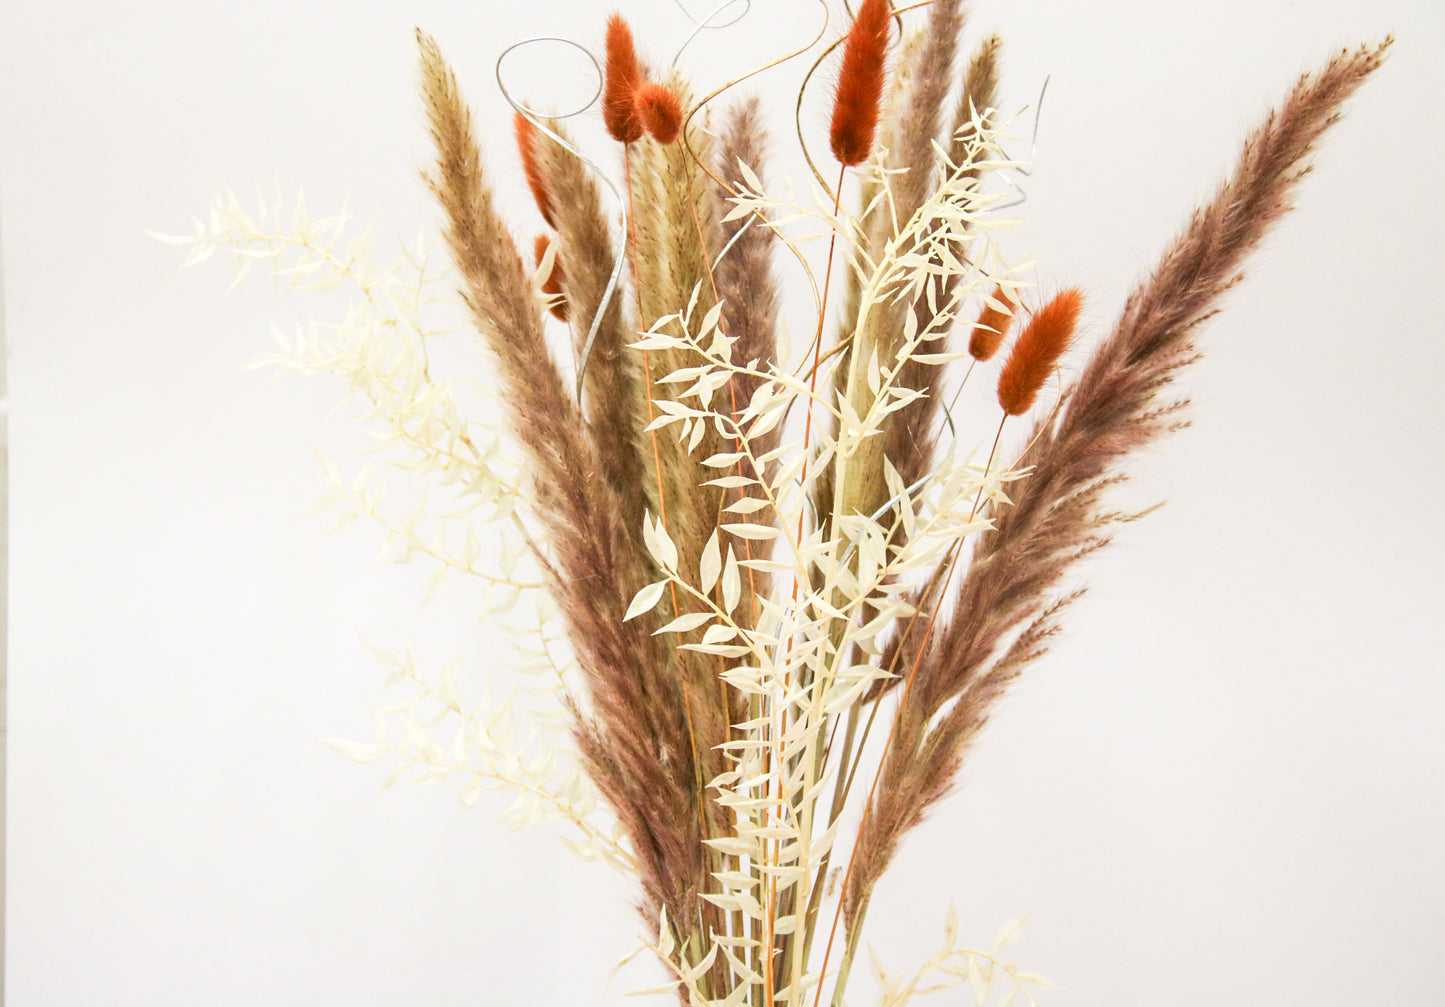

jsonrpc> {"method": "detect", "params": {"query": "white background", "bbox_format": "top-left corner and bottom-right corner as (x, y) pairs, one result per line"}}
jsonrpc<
(4, 1), (1443, 1004)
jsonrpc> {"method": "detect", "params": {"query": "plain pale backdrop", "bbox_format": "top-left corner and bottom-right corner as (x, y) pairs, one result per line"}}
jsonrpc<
(4, 1), (1443, 1004)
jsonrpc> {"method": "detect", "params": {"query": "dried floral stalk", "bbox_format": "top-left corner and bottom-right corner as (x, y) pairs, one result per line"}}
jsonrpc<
(169, 12), (1389, 1007)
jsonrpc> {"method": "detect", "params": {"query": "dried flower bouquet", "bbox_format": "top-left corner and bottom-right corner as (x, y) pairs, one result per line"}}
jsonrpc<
(164, 2), (1389, 1003)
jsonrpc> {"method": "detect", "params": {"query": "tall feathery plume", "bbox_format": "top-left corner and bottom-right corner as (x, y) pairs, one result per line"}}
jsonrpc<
(628, 79), (731, 591)
(845, 38), (1393, 933)
(715, 96), (783, 475)
(603, 12), (645, 144)
(948, 33), (1002, 171)
(870, 0), (971, 516)
(416, 28), (709, 943)
(812, 0), (893, 539)
(859, 28), (1005, 522)
(532, 120), (646, 530)
(626, 74), (738, 954)
(883, 0), (965, 225)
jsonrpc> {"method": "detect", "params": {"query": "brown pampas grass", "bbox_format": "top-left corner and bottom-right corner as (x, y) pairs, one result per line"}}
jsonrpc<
(996, 287), (1084, 415)
(949, 32), (1002, 169)
(603, 12), (645, 144)
(416, 26), (711, 948)
(885, 0), (964, 221)
(844, 38), (1392, 947)
(637, 82), (684, 145)
(829, 0), (892, 166)
(177, 12), (1392, 1007)
(969, 283), (1018, 361)
(533, 118), (645, 524)
(513, 110), (555, 227)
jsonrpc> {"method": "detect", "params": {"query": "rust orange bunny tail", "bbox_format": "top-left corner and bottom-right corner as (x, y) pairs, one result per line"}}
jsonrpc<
(603, 13), (644, 144)
(829, 0), (892, 167)
(513, 111), (555, 227)
(637, 82), (683, 145)
(969, 284), (1019, 362)
(997, 288), (1084, 416)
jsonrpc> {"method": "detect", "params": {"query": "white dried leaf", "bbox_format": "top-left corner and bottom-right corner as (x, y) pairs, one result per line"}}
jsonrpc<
(699, 531), (722, 594)
(625, 581), (668, 622)
(721, 523), (779, 542)
(702, 836), (756, 857)
(968, 956), (989, 1007)
(703, 476), (754, 489)
(991, 912), (1029, 954)
(702, 451), (745, 468)
(654, 612), (712, 635)
(721, 547), (741, 615)
(722, 496), (768, 515)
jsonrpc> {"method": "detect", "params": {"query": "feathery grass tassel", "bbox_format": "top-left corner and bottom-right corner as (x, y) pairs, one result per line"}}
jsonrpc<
(533, 234), (569, 322)
(841, 43), (1391, 967)
(513, 111), (556, 227)
(603, 13), (644, 144)
(829, 0), (892, 166)
(968, 284), (1019, 362)
(997, 288), (1084, 416)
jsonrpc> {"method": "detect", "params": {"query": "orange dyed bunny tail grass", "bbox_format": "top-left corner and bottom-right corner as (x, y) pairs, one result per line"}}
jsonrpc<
(968, 284), (1019, 362)
(997, 288), (1084, 416)
(603, 13), (644, 144)
(637, 82), (683, 145)
(513, 111), (555, 227)
(829, 0), (892, 167)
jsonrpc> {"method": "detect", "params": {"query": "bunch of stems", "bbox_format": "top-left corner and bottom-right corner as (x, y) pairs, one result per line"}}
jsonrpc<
(407, 5), (1389, 1004)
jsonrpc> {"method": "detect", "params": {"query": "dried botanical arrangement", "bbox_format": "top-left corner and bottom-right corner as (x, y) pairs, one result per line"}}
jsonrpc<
(161, 2), (1389, 1003)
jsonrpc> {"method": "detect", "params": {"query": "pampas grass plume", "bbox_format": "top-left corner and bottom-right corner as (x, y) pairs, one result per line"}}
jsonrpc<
(637, 82), (684, 145)
(829, 0), (892, 166)
(603, 12), (645, 144)
(969, 284), (1018, 361)
(513, 111), (556, 227)
(997, 288), (1084, 416)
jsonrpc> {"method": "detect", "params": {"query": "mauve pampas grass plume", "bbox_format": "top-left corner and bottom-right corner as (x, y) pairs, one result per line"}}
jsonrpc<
(534, 118), (646, 522)
(847, 37), (1392, 937)
(417, 26), (711, 939)
(178, 14), (1388, 1007)
(829, 0), (891, 166)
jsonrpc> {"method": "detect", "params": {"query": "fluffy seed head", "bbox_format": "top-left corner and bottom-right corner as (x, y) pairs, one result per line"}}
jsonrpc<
(533, 234), (569, 322)
(997, 288), (1084, 416)
(513, 111), (555, 227)
(636, 82), (683, 145)
(968, 284), (1019, 361)
(603, 13), (645, 144)
(829, 0), (892, 166)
